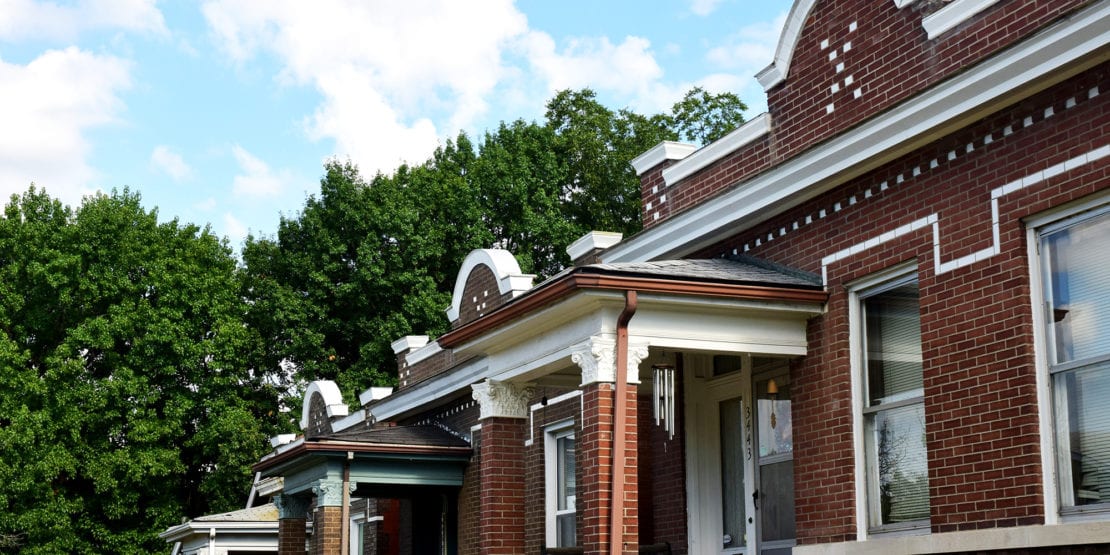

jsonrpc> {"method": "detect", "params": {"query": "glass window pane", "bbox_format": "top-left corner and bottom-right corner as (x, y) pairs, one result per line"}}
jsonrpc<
(1055, 361), (1110, 506)
(759, 460), (796, 542)
(1043, 214), (1110, 365)
(557, 435), (575, 511)
(719, 398), (746, 549)
(864, 282), (924, 406)
(868, 403), (930, 525)
(556, 513), (576, 547)
(757, 379), (792, 458)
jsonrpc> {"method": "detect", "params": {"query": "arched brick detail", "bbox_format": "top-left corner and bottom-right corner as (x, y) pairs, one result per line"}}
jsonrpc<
(447, 249), (534, 327)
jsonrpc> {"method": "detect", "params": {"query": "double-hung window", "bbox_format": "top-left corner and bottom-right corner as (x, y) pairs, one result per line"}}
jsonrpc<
(856, 274), (930, 532)
(546, 424), (577, 547)
(1037, 204), (1110, 513)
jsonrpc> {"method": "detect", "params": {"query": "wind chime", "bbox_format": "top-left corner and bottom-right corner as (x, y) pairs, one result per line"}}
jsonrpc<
(652, 363), (676, 440)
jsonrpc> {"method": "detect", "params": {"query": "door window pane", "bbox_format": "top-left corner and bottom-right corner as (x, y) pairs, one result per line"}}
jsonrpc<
(757, 378), (792, 458)
(759, 460), (796, 543)
(720, 397), (746, 549)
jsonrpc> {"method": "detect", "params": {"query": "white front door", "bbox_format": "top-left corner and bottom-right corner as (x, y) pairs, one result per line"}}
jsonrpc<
(686, 354), (795, 555)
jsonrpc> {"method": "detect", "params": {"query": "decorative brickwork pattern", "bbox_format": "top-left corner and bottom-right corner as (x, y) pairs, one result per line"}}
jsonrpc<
(647, 0), (1088, 228)
(456, 263), (512, 327)
(694, 65), (1108, 544)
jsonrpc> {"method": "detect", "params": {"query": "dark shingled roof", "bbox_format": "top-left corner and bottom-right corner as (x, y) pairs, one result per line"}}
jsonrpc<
(582, 256), (821, 288)
(319, 424), (470, 448)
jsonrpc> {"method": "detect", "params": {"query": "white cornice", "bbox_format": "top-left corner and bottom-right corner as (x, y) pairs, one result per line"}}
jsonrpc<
(367, 357), (489, 422)
(390, 335), (428, 354)
(606, 2), (1109, 263)
(630, 141), (698, 175)
(661, 113), (772, 187)
(923, 0), (1003, 39)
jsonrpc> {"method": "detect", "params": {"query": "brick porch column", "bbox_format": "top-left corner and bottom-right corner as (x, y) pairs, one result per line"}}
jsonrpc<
(274, 493), (310, 555)
(573, 337), (647, 554)
(310, 480), (346, 555)
(472, 379), (534, 554)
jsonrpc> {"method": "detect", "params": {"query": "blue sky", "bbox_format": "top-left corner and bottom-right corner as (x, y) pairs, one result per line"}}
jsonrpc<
(1, 0), (791, 250)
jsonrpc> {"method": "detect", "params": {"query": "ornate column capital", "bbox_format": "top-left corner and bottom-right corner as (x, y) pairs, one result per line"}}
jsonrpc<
(312, 479), (345, 507)
(471, 379), (534, 420)
(273, 493), (310, 519)
(572, 337), (649, 386)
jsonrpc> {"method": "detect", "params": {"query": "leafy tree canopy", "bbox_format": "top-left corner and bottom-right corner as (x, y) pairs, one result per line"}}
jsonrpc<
(0, 188), (281, 553)
(243, 87), (746, 412)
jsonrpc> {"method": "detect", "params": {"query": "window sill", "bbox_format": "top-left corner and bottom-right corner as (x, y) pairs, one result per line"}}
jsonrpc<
(796, 521), (1110, 555)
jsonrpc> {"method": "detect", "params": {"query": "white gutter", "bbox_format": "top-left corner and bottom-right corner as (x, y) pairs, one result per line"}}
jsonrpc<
(606, 1), (1110, 263)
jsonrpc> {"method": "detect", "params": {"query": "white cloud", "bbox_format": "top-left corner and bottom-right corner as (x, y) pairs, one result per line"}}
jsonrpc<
(705, 12), (787, 71)
(0, 48), (131, 206)
(689, 0), (725, 16)
(195, 197), (218, 211)
(150, 145), (192, 181)
(202, 0), (529, 174)
(0, 0), (166, 42)
(703, 11), (789, 115)
(201, 1), (683, 176)
(520, 32), (664, 100)
(231, 145), (291, 198)
(222, 212), (248, 246)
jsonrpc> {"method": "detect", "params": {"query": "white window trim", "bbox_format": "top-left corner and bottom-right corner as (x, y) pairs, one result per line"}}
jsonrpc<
(1026, 192), (1110, 525)
(545, 419), (576, 548)
(849, 263), (926, 540)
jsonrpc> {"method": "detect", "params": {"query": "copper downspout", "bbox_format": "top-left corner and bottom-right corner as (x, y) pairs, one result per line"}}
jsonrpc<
(611, 290), (637, 555)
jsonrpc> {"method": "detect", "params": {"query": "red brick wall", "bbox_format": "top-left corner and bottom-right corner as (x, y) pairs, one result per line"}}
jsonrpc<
(638, 362), (688, 552)
(459, 428), (481, 555)
(455, 263), (512, 327)
(523, 390), (579, 552)
(580, 383), (614, 553)
(693, 64), (1109, 543)
(651, 0), (1090, 226)
(478, 417), (527, 554)
(279, 517), (308, 555)
(311, 505), (343, 555)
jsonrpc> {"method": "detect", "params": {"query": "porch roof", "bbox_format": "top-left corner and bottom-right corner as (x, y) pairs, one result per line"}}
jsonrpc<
(439, 256), (826, 349)
(253, 424), (471, 495)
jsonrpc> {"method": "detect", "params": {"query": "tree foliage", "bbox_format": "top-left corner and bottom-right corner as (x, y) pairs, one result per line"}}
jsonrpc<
(0, 188), (280, 553)
(242, 87), (745, 411)
(0, 86), (746, 552)
(668, 86), (748, 145)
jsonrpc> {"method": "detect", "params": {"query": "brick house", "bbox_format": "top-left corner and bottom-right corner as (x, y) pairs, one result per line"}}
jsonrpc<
(252, 0), (1110, 553)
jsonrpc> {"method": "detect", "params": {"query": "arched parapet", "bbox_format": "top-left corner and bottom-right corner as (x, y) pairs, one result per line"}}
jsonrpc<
(299, 380), (349, 437)
(446, 249), (535, 326)
(755, 0), (820, 91)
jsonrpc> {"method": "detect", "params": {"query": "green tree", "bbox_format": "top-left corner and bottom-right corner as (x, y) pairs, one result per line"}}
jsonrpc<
(242, 86), (747, 412)
(545, 88), (676, 237)
(669, 86), (748, 144)
(0, 188), (279, 553)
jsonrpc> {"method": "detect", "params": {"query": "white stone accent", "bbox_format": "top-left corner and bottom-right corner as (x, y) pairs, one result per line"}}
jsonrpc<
(471, 379), (535, 420)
